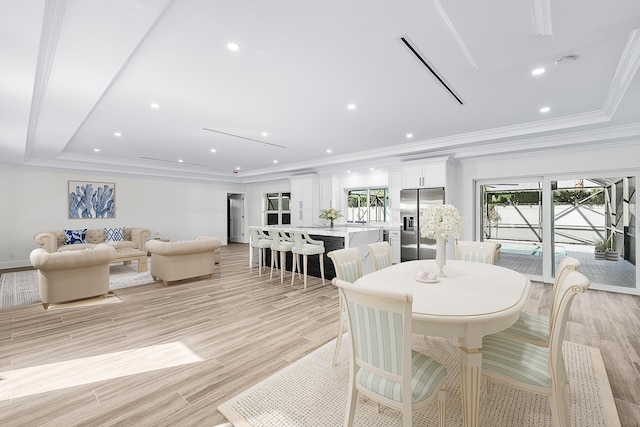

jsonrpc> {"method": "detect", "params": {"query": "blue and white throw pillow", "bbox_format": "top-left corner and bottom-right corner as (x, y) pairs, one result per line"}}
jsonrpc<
(64, 229), (87, 245)
(105, 227), (125, 242)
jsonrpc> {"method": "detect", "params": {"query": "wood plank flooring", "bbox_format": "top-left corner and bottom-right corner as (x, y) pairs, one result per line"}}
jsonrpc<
(0, 243), (639, 426)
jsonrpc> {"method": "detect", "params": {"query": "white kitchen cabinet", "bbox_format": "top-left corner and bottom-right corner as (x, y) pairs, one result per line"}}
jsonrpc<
(389, 229), (401, 264)
(401, 161), (446, 189)
(290, 175), (319, 226)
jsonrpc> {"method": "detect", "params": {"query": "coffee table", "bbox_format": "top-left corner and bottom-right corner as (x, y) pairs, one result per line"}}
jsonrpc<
(113, 248), (147, 272)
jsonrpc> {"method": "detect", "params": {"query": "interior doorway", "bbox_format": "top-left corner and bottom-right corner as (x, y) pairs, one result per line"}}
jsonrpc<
(227, 193), (245, 243)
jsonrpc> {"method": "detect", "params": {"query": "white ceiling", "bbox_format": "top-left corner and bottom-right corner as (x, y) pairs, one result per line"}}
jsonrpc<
(2, 0), (640, 183)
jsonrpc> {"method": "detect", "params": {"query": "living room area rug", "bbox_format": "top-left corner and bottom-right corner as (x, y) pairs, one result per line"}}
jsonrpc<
(0, 261), (154, 310)
(218, 334), (621, 427)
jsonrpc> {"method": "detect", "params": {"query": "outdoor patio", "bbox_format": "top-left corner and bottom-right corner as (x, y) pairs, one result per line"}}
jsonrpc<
(495, 248), (636, 289)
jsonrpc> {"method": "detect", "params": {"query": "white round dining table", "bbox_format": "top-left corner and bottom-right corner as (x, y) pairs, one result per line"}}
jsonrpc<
(354, 259), (531, 427)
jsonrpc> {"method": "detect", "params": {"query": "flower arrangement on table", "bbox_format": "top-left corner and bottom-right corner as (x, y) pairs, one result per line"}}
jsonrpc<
(420, 204), (463, 276)
(319, 208), (342, 228)
(420, 204), (463, 241)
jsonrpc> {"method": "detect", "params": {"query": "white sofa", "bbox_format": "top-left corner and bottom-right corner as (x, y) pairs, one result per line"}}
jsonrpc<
(35, 227), (151, 252)
(145, 236), (221, 285)
(30, 243), (117, 309)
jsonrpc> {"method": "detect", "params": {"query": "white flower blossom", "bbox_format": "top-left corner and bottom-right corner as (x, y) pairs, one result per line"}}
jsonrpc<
(319, 208), (342, 221)
(420, 204), (463, 241)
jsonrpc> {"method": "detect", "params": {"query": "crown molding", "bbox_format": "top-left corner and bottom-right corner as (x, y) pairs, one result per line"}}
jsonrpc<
(529, 0), (552, 36)
(24, 0), (66, 161)
(603, 29), (640, 116)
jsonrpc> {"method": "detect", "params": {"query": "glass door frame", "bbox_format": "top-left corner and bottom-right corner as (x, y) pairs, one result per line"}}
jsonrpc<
(545, 170), (638, 295)
(476, 171), (638, 295)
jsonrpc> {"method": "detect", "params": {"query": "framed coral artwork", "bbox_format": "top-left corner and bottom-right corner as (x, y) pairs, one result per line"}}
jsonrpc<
(68, 181), (116, 219)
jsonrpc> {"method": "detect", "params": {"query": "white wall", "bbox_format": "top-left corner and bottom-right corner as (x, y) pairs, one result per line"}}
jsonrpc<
(0, 166), (245, 268)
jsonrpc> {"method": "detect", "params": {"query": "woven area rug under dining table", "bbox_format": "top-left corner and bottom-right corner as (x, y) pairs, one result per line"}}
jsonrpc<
(218, 334), (620, 427)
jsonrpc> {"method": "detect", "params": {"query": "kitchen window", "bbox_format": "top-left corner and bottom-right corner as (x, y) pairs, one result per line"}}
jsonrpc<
(347, 188), (389, 223)
(265, 192), (291, 225)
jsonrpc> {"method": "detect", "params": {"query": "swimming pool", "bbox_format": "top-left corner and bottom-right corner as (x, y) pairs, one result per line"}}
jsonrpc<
(498, 242), (567, 257)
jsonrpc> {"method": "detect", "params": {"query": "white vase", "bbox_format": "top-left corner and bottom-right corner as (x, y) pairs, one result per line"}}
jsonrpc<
(435, 235), (447, 276)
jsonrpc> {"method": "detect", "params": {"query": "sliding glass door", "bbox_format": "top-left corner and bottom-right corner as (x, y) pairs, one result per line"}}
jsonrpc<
(551, 176), (635, 292)
(480, 180), (544, 281)
(478, 174), (637, 293)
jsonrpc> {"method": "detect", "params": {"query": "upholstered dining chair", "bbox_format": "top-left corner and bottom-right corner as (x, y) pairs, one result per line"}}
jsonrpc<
(366, 241), (393, 271)
(498, 256), (581, 347)
(290, 230), (325, 290)
(481, 270), (590, 427)
(269, 229), (295, 283)
(454, 240), (499, 264)
(328, 247), (363, 366)
(327, 247), (363, 283)
(335, 279), (447, 427)
(249, 227), (273, 277)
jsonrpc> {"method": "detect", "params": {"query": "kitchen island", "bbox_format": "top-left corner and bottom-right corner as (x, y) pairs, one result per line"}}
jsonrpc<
(250, 226), (384, 280)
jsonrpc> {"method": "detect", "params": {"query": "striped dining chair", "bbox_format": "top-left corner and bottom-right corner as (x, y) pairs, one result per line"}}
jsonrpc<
(328, 247), (363, 365)
(481, 270), (590, 427)
(498, 256), (581, 347)
(335, 279), (447, 427)
(366, 241), (393, 271)
(455, 240), (499, 264)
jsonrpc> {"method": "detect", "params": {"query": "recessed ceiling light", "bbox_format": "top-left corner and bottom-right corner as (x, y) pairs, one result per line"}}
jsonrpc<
(227, 42), (241, 52)
(114, 132), (122, 137)
(261, 132), (268, 137)
(406, 133), (414, 138)
(347, 104), (356, 110)
(93, 148), (100, 152)
(540, 106), (550, 113)
(273, 160), (278, 163)
(326, 149), (332, 153)
(235, 167), (240, 170)
(210, 149), (216, 153)
(531, 67), (545, 76)
(178, 159), (183, 163)
(150, 103), (159, 109)
(370, 167), (374, 171)
(346, 170), (351, 173)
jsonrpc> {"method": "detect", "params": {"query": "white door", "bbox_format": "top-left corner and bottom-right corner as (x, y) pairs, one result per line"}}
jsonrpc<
(229, 194), (244, 243)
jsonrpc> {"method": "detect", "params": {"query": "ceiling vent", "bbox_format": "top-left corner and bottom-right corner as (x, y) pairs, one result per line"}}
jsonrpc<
(203, 128), (286, 148)
(554, 54), (577, 67)
(138, 157), (208, 167)
(399, 35), (465, 105)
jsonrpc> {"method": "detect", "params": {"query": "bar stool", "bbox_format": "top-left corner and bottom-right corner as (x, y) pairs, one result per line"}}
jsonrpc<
(290, 230), (325, 290)
(270, 229), (295, 283)
(249, 227), (273, 277)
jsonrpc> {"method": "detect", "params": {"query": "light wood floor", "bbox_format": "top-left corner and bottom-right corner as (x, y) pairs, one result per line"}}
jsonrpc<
(0, 243), (638, 426)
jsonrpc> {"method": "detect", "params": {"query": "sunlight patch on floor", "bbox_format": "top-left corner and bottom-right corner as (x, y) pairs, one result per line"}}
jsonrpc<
(0, 342), (203, 401)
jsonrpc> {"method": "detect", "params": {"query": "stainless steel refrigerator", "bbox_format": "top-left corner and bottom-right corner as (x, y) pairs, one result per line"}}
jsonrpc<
(400, 187), (445, 261)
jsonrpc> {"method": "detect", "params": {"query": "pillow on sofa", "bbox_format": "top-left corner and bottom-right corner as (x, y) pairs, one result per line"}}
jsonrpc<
(105, 227), (125, 242)
(64, 229), (87, 245)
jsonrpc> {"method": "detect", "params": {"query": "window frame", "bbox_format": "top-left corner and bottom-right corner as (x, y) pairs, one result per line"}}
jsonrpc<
(265, 192), (291, 226)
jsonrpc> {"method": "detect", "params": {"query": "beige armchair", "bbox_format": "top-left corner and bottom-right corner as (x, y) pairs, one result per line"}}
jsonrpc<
(145, 237), (221, 285)
(30, 243), (117, 310)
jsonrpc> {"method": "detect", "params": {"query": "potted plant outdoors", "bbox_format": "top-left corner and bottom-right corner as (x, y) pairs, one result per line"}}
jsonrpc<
(594, 239), (606, 260)
(320, 208), (342, 228)
(605, 234), (619, 261)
